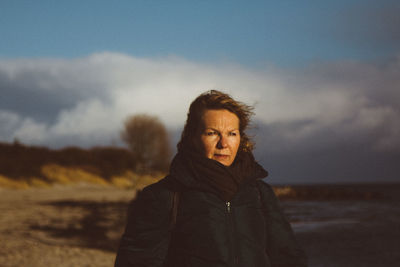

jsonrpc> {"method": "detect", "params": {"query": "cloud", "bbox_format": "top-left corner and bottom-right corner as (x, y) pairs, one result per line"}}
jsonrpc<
(279, 59), (400, 151)
(0, 52), (399, 154)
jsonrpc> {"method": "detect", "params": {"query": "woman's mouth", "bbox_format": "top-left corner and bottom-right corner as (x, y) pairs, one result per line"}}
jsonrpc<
(214, 154), (229, 159)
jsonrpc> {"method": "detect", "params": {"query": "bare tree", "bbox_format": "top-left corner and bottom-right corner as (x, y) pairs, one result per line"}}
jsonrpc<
(121, 114), (171, 173)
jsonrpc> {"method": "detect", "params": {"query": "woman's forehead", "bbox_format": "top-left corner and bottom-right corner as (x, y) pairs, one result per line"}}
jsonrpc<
(201, 109), (239, 129)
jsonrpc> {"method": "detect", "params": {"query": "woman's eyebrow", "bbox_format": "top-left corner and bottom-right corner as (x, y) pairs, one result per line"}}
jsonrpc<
(204, 126), (239, 131)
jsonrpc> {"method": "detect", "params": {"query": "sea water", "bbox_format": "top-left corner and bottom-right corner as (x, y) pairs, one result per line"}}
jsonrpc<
(282, 183), (400, 267)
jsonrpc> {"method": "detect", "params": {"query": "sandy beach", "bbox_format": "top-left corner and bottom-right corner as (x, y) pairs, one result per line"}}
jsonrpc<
(0, 185), (134, 267)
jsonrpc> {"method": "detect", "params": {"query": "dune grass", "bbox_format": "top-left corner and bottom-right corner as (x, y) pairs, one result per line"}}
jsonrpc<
(0, 141), (163, 190)
(0, 174), (30, 189)
(0, 165), (163, 190)
(41, 164), (109, 186)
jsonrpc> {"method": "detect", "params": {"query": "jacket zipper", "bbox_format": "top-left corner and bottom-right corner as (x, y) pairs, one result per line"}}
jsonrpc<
(226, 201), (231, 213)
(226, 201), (238, 266)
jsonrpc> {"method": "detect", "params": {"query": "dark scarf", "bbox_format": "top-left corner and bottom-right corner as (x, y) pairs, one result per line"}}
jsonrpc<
(170, 149), (268, 201)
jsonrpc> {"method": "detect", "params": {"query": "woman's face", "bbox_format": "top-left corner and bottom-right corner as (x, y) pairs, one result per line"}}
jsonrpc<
(199, 109), (240, 166)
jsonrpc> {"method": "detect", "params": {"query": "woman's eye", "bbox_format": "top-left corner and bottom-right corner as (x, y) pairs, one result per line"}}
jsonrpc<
(206, 131), (216, 136)
(229, 132), (238, 136)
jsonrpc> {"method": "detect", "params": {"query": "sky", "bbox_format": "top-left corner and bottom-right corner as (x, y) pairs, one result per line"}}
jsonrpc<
(1, 0), (399, 184)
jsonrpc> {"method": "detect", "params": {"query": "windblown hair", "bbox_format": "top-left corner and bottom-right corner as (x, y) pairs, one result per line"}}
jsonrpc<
(177, 90), (255, 153)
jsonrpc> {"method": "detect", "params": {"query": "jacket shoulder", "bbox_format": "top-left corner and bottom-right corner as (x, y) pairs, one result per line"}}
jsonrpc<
(131, 177), (175, 216)
(142, 176), (174, 196)
(255, 180), (308, 266)
(115, 177), (175, 267)
(255, 180), (277, 201)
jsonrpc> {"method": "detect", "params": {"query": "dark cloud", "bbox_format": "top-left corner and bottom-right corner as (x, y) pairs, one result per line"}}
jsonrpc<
(249, 57), (400, 183)
(0, 58), (112, 123)
(253, 120), (400, 184)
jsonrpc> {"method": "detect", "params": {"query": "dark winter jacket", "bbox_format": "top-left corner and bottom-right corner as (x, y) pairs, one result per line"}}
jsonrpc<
(115, 153), (307, 267)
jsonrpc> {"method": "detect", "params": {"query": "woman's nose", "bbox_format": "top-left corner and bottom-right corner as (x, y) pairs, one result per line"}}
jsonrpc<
(217, 135), (228, 148)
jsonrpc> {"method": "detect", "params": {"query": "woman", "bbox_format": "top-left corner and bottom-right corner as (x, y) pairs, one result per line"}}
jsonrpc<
(115, 90), (307, 267)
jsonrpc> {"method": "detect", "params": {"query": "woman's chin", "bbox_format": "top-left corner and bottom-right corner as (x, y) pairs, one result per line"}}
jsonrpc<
(213, 156), (232, 166)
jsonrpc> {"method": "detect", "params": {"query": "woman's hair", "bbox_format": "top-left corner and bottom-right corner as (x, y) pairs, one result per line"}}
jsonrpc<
(177, 90), (255, 153)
